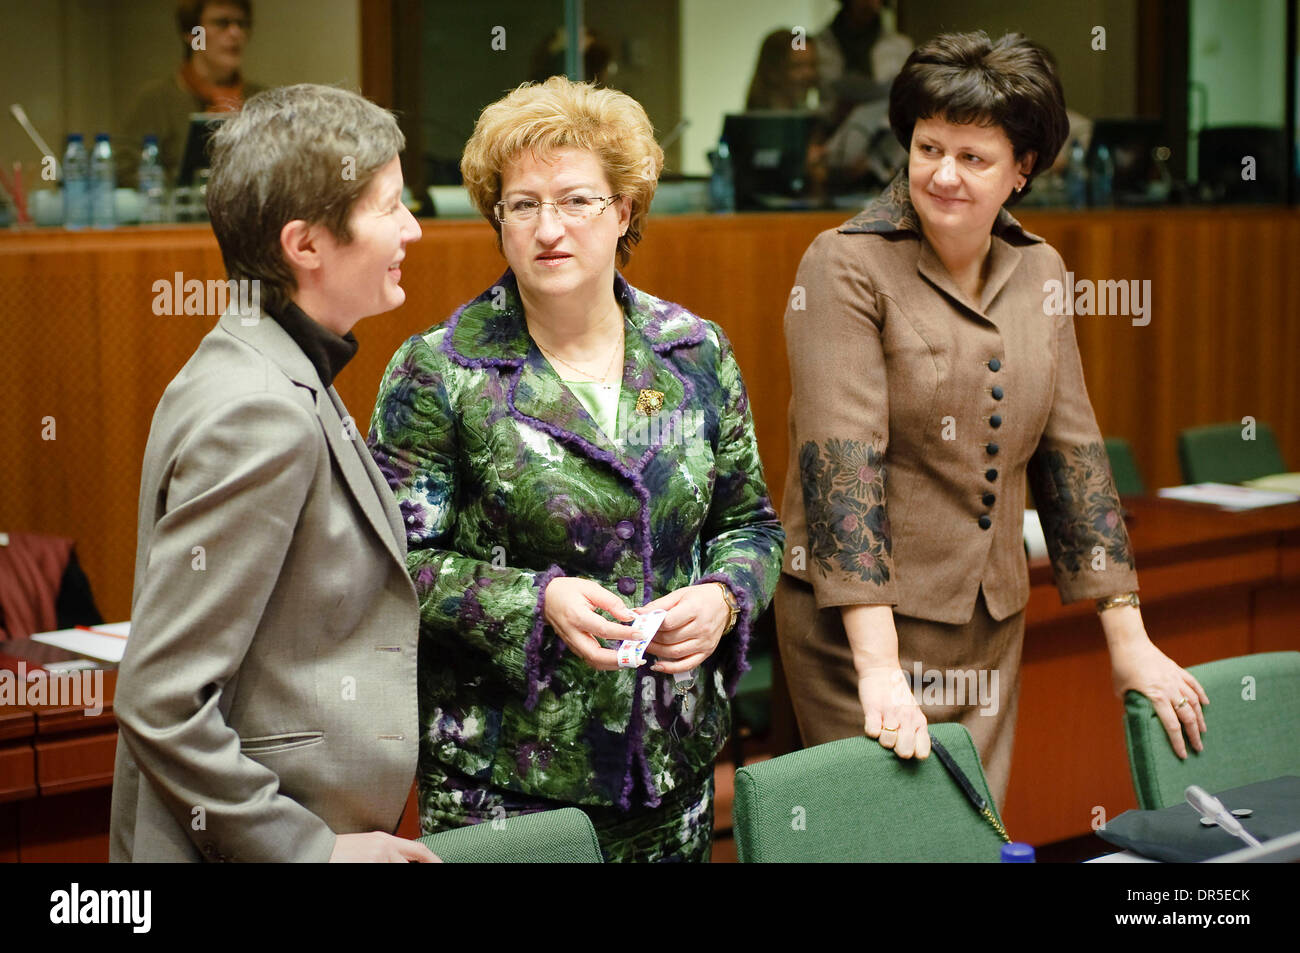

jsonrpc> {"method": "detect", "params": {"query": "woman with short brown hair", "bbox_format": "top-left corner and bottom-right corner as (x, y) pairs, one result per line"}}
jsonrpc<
(778, 32), (1206, 809)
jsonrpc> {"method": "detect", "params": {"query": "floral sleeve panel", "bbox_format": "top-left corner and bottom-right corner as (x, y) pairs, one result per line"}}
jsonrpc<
(798, 436), (893, 586)
(1028, 440), (1136, 585)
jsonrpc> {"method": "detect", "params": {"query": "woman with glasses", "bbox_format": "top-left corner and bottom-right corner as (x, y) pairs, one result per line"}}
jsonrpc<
(368, 77), (785, 862)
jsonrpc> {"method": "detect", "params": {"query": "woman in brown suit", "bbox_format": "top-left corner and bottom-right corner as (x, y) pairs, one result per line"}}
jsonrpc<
(777, 31), (1207, 809)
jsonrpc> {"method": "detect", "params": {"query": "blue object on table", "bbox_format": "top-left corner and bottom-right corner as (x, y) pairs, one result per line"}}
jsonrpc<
(1001, 841), (1036, 862)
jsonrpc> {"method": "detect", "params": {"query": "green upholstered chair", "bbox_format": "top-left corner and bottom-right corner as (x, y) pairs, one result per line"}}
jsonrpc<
(418, 807), (603, 863)
(1123, 651), (1300, 810)
(733, 723), (1008, 862)
(1103, 436), (1146, 496)
(1177, 422), (1287, 484)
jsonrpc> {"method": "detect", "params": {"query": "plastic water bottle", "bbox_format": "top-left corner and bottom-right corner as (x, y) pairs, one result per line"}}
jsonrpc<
(709, 140), (735, 213)
(138, 135), (166, 224)
(62, 133), (90, 229)
(1088, 143), (1114, 207)
(1064, 139), (1087, 210)
(90, 133), (116, 228)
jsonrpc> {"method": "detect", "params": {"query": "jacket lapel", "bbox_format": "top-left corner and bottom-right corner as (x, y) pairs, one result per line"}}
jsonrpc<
(219, 309), (407, 570)
(842, 168), (1042, 325)
(442, 271), (705, 476)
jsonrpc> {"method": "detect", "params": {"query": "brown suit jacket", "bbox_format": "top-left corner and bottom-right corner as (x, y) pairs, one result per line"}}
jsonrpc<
(782, 171), (1138, 624)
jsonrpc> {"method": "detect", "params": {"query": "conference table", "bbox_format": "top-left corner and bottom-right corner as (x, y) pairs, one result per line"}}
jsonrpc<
(2, 495), (1296, 861)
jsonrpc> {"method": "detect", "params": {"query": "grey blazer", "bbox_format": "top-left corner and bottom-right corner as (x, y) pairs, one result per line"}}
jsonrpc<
(109, 307), (419, 862)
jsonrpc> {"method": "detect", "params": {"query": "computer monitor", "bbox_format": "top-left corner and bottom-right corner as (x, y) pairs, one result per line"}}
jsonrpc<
(722, 111), (816, 211)
(1087, 118), (1169, 204)
(178, 113), (229, 187)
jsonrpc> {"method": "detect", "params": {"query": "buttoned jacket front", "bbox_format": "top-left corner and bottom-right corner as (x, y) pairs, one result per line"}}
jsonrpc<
(782, 172), (1137, 623)
(368, 271), (784, 811)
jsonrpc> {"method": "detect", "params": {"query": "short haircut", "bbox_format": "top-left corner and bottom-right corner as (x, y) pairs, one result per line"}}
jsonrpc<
(460, 76), (664, 266)
(176, 0), (253, 59)
(888, 31), (1069, 205)
(206, 84), (405, 316)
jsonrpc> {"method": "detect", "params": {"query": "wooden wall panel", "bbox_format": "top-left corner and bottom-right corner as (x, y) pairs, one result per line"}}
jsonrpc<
(2, 207), (1298, 621)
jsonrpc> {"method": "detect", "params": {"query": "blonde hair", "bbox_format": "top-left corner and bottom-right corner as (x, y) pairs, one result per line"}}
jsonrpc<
(461, 76), (664, 266)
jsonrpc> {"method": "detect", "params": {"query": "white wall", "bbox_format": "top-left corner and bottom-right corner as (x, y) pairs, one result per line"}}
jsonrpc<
(1190, 0), (1286, 128)
(679, 0), (837, 176)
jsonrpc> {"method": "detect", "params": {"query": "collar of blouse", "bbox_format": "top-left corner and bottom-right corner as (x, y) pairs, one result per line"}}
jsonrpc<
(440, 269), (712, 470)
(838, 168), (1049, 319)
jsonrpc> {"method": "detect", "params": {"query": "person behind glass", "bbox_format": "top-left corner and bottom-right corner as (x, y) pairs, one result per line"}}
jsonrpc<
(118, 0), (265, 188)
(746, 29), (820, 111)
(110, 85), (436, 862)
(776, 32), (1207, 809)
(368, 77), (785, 862)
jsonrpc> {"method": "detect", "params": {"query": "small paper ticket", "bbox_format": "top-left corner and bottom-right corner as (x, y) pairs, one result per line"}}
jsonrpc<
(614, 610), (667, 669)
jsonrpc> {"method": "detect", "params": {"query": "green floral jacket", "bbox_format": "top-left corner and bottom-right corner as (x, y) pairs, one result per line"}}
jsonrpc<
(368, 271), (784, 810)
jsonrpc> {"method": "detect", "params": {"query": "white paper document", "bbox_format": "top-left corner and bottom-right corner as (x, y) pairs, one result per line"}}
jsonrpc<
(32, 621), (131, 663)
(1156, 483), (1300, 511)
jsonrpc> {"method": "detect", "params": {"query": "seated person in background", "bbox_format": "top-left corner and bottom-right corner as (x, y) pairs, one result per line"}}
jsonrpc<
(117, 0), (265, 188)
(746, 28), (820, 110)
(0, 533), (101, 641)
(529, 26), (616, 86)
(110, 84), (436, 863)
(811, 0), (912, 193)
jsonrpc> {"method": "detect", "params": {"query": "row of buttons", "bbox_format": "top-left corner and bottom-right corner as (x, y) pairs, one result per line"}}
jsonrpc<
(981, 358), (1003, 531)
(616, 519), (638, 594)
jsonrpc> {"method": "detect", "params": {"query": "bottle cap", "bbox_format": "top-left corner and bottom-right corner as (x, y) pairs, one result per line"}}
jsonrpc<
(67, 133), (83, 142)
(1000, 842), (1036, 863)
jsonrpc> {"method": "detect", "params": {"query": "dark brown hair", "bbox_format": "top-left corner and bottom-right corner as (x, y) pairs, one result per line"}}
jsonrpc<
(888, 31), (1068, 205)
(176, 0), (253, 59)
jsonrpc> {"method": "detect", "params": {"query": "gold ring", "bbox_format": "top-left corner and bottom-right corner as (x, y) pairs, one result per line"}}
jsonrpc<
(1175, 697), (1189, 709)
(881, 724), (900, 733)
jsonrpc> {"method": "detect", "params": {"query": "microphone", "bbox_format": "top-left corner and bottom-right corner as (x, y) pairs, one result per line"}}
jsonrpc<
(1185, 785), (1262, 848)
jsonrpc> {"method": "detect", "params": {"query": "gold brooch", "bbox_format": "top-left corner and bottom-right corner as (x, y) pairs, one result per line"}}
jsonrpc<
(635, 389), (665, 416)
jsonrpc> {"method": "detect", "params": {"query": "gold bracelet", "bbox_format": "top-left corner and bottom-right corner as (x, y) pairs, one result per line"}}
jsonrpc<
(1096, 591), (1140, 613)
(712, 582), (740, 633)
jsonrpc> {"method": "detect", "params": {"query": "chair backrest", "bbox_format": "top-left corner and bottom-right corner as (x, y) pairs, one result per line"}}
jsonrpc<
(418, 807), (603, 863)
(1177, 422), (1286, 484)
(1103, 436), (1145, 496)
(1124, 651), (1300, 810)
(733, 723), (1007, 862)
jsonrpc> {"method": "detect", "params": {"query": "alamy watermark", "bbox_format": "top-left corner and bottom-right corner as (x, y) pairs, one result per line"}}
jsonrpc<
(0, 664), (104, 716)
(903, 661), (1000, 717)
(1042, 271), (1151, 326)
(50, 883), (150, 933)
(152, 272), (261, 324)
(619, 408), (707, 448)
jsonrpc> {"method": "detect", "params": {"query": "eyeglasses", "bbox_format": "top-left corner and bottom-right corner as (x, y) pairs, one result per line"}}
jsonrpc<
(204, 16), (251, 31)
(494, 194), (620, 226)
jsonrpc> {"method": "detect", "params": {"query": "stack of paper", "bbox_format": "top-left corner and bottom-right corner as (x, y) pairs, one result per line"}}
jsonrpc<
(32, 622), (131, 663)
(1157, 483), (1300, 511)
